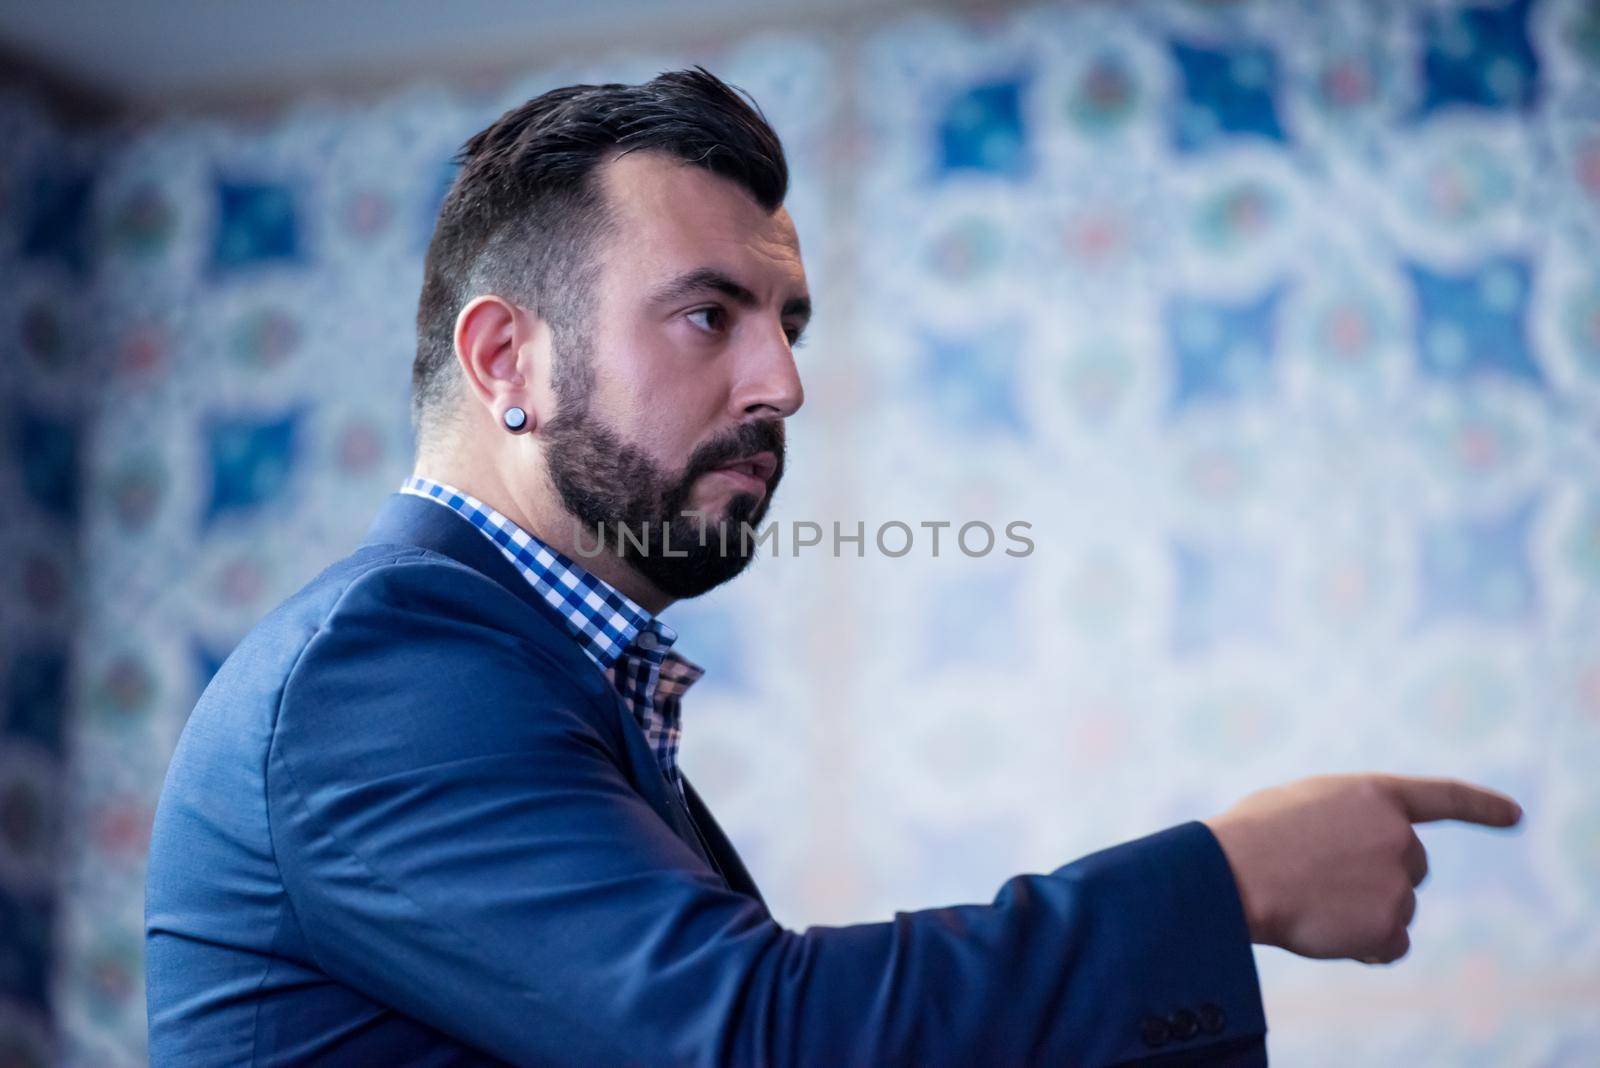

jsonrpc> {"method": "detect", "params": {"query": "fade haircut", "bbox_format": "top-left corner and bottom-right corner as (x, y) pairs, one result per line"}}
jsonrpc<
(411, 66), (789, 446)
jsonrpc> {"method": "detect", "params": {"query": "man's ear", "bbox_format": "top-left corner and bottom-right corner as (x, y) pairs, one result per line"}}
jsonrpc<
(454, 295), (550, 433)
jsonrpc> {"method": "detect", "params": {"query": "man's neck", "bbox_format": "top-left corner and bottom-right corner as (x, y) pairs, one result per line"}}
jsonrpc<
(410, 461), (676, 616)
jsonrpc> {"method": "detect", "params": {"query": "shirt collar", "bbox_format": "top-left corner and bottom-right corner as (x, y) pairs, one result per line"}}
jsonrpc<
(400, 475), (679, 669)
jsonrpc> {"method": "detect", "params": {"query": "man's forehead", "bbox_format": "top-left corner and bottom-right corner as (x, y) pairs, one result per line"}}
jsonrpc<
(598, 151), (805, 288)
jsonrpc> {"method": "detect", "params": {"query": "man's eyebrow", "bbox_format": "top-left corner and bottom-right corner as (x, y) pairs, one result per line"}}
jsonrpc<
(652, 267), (812, 324)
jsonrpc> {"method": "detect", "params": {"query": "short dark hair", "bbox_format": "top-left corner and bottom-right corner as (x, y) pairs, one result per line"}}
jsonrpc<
(411, 66), (789, 445)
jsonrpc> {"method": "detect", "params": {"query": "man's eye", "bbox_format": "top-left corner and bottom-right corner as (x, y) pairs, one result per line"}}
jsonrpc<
(686, 307), (725, 333)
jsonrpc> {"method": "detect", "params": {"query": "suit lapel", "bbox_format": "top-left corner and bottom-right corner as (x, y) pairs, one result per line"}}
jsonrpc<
(602, 686), (723, 875)
(682, 778), (767, 907)
(359, 492), (724, 875)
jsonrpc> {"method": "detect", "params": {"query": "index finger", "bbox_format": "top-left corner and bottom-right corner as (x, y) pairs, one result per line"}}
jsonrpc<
(1378, 775), (1523, 827)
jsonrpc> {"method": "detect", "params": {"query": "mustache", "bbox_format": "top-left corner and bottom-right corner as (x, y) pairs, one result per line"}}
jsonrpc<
(682, 420), (786, 484)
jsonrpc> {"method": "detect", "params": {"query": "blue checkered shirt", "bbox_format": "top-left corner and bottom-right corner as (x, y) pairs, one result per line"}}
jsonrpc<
(401, 476), (703, 799)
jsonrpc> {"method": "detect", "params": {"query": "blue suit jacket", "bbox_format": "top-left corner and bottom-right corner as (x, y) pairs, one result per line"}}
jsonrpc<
(146, 491), (1269, 1066)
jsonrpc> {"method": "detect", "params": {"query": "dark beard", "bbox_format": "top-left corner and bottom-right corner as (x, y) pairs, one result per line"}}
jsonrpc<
(540, 387), (785, 600)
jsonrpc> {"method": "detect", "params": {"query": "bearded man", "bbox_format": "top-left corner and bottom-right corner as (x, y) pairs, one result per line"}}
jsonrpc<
(145, 68), (1522, 1067)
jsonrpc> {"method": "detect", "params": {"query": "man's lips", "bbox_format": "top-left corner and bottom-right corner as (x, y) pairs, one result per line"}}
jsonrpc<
(702, 451), (777, 496)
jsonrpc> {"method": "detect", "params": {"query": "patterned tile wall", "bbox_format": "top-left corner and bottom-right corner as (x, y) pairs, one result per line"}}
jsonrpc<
(1, 88), (98, 1068)
(1, 1), (1596, 1063)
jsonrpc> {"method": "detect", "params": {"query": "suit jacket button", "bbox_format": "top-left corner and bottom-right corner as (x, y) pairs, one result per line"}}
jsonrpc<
(1139, 1014), (1171, 1048)
(1169, 1008), (1199, 1041)
(1197, 1002), (1226, 1035)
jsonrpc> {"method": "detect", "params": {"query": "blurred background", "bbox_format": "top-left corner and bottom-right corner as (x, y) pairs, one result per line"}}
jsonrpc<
(2, 0), (1598, 1063)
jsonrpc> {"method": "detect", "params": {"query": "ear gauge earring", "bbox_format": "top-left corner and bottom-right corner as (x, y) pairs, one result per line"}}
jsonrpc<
(502, 406), (529, 433)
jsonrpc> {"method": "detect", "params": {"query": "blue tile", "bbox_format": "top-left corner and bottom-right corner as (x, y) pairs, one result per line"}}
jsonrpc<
(1165, 285), (1287, 417)
(4, 649), (67, 756)
(1418, 498), (1541, 625)
(937, 76), (1031, 179)
(1172, 540), (1278, 655)
(1418, 0), (1540, 117)
(1170, 39), (1287, 153)
(211, 180), (301, 271)
(920, 324), (1028, 437)
(12, 406), (79, 522)
(202, 409), (302, 528)
(1408, 256), (1543, 386)
(20, 168), (95, 278)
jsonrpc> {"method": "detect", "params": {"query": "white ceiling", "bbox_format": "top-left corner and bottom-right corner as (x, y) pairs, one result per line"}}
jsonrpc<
(0, 0), (918, 112)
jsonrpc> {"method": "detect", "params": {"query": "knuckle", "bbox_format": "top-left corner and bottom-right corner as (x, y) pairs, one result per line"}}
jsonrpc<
(1353, 777), (1388, 810)
(1374, 927), (1411, 963)
(1372, 817), (1410, 855)
(1407, 839), (1430, 883)
(1394, 889), (1417, 928)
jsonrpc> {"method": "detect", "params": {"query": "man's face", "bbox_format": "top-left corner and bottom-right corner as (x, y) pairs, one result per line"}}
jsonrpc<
(540, 150), (810, 599)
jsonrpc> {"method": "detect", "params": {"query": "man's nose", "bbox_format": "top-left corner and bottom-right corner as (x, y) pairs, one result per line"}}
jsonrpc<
(730, 325), (804, 420)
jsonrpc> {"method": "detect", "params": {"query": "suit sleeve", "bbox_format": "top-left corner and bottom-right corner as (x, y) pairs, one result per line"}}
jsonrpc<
(268, 559), (1268, 1067)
